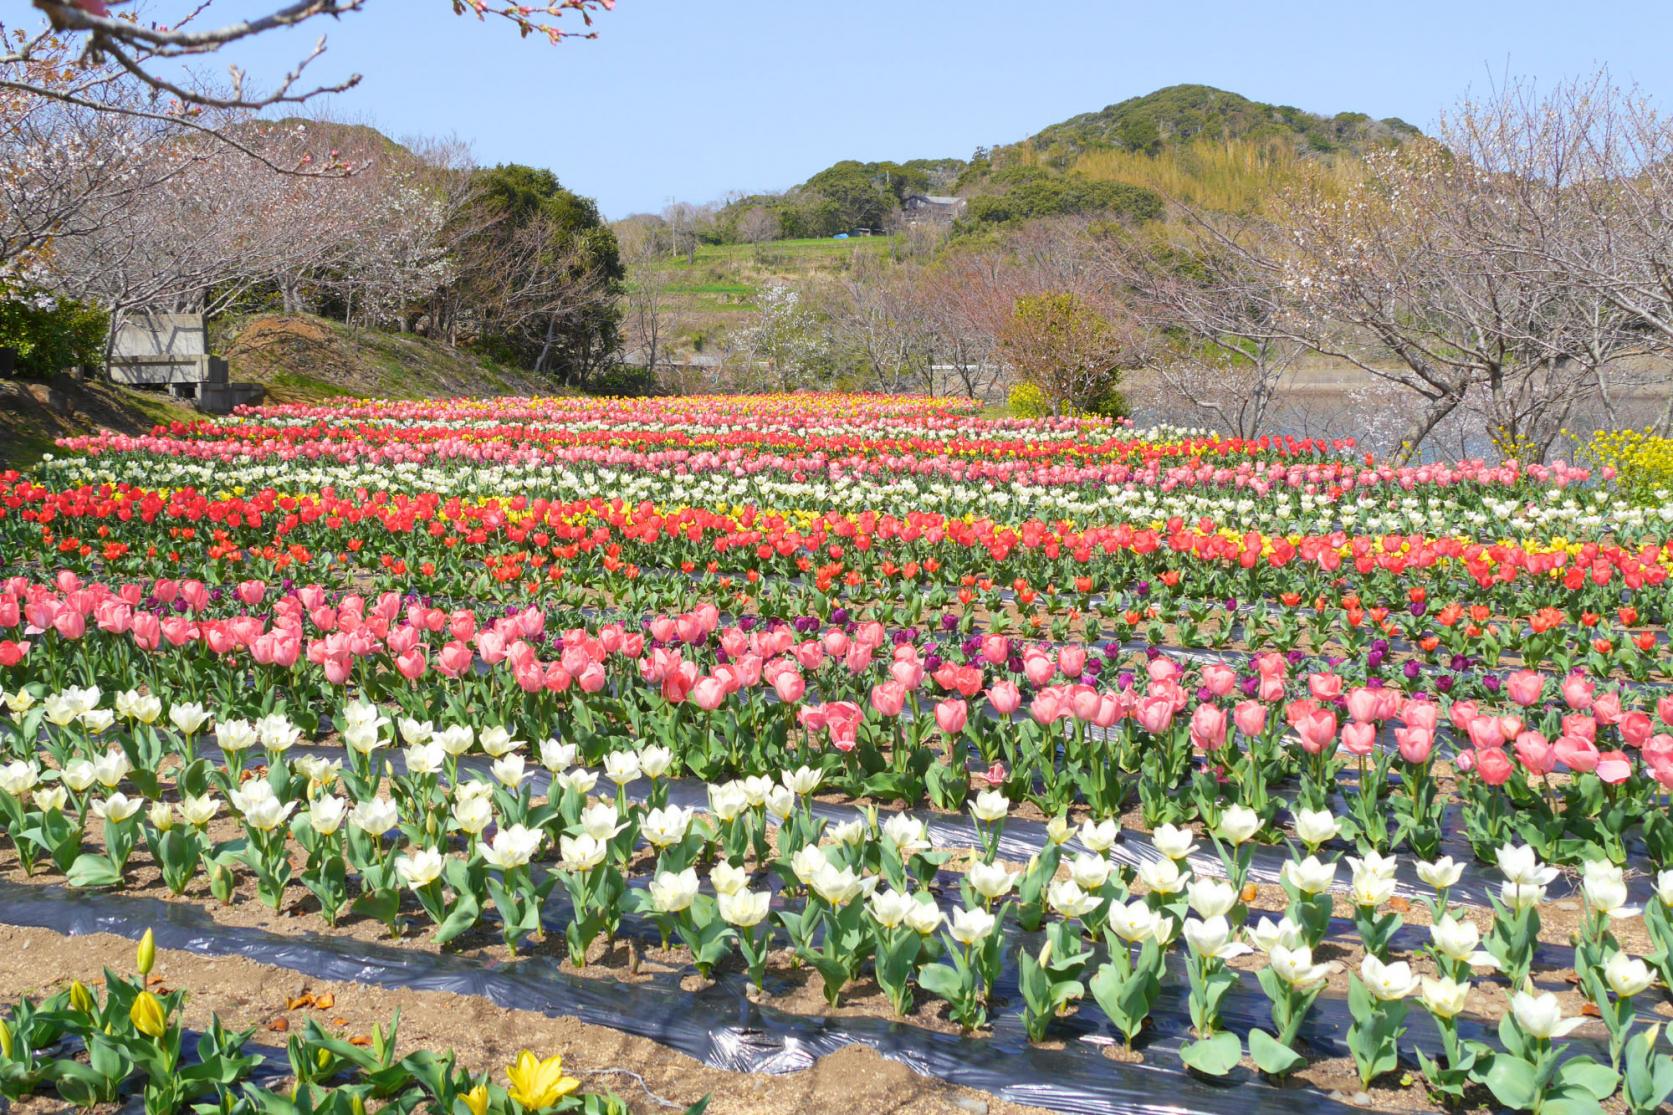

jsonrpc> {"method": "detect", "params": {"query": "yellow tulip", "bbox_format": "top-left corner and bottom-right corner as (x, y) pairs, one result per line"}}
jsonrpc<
(136, 929), (155, 977)
(505, 1049), (581, 1111)
(461, 1083), (491, 1115)
(129, 991), (167, 1039)
(0, 1017), (13, 1060)
(68, 980), (95, 1015)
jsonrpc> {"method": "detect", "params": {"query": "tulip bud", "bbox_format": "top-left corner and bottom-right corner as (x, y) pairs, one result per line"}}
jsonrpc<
(136, 928), (155, 977)
(462, 1084), (490, 1115)
(129, 990), (167, 1039)
(0, 1017), (13, 1060)
(68, 979), (95, 1015)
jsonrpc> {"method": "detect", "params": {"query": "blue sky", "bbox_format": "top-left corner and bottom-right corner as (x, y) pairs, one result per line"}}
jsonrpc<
(215, 0), (1673, 219)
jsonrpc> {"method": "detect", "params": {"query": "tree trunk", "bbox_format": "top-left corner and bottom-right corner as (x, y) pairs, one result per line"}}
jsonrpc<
(1392, 392), (1463, 465)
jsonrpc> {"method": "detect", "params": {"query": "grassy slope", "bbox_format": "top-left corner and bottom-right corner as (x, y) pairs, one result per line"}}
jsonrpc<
(647, 236), (892, 344)
(0, 313), (552, 473)
(217, 314), (547, 404)
(0, 377), (200, 472)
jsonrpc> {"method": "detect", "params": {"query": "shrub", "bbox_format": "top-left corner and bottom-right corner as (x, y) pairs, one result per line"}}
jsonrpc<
(1572, 427), (1673, 504)
(0, 292), (108, 380)
(1008, 382), (1051, 417)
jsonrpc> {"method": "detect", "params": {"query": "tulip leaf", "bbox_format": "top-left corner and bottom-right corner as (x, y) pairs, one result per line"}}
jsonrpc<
(1248, 1028), (1304, 1077)
(1484, 1055), (1539, 1110)
(916, 962), (966, 1002)
(1180, 1031), (1241, 1076)
(65, 854), (121, 889)
(1555, 1057), (1619, 1101)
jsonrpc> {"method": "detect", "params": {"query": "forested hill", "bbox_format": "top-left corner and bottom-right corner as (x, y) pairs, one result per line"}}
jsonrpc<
(702, 84), (1418, 241)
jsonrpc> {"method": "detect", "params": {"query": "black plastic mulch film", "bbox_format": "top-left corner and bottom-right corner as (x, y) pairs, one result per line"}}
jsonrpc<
(0, 879), (1358, 1115)
(0, 712), (1642, 1114)
(0, 754), (1627, 1115)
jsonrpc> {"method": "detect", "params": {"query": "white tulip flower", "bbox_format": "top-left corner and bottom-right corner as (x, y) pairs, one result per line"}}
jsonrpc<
(1247, 915), (1304, 954)
(1079, 818), (1119, 853)
(350, 797), (399, 836)
(1510, 985), (1586, 1040)
(641, 805), (694, 848)
(1068, 853), (1113, 892)
(949, 905), (996, 945)
(970, 790), (1009, 824)
(1270, 945), (1332, 992)
(1138, 855), (1188, 895)
(1151, 822), (1197, 861)
(1281, 855), (1337, 896)
(1216, 805), (1260, 846)
(309, 795), (348, 836)
(718, 888), (770, 928)
(780, 764), (820, 796)
(1496, 844), (1559, 888)
(650, 868), (700, 913)
(1420, 976), (1471, 1019)
(710, 861), (749, 896)
(1187, 877), (1238, 920)
(1183, 915), (1252, 960)
(1416, 856), (1464, 890)
(1359, 955), (1419, 1001)
(602, 751), (641, 786)
(558, 833), (607, 872)
(395, 847), (445, 889)
(1605, 952), (1655, 998)
(638, 745), (674, 780)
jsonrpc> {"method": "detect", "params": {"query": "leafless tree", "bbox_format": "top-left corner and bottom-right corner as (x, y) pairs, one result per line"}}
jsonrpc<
(1092, 215), (1305, 437)
(825, 259), (933, 393)
(913, 252), (1015, 400)
(738, 206), (780, 245)
(1439, 73), (1673, 433)
(617, 222), (684, 383)
(1260, 130), (1636, 462)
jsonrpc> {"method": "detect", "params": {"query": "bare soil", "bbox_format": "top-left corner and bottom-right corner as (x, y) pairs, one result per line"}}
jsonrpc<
(0, 923), (1040, 1115)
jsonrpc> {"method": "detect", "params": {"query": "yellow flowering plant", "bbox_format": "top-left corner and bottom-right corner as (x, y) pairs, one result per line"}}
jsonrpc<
(505, 1050), (581, 1112)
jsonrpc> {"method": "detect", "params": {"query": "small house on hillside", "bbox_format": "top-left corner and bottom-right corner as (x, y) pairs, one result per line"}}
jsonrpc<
(902, 194), (967, 223)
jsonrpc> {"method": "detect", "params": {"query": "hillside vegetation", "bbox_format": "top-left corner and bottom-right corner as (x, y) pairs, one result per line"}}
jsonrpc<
(696, 85), (1413, 242)
(1005, 83), (1418, 164)
(646, 237), (894, 350)
(215, 314), (547, 403)
(0, 376), (199, 471)
(0, 313), (549, 472)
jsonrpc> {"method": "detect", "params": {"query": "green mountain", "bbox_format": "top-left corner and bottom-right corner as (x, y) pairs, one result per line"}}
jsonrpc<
(1012, 83), (1419, 165)
(699, 85), (1417, 241)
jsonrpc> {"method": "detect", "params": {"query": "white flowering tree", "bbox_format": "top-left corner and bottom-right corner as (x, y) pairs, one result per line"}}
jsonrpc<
(735, 283), (826, 391)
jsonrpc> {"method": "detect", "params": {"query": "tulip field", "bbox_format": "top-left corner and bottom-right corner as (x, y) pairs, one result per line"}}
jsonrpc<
(4, 392), (1673, 1114)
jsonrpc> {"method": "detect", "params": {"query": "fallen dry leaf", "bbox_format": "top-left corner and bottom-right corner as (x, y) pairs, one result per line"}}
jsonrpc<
(1388, 896), (1411, 913)
(1580, 1001), (1602, 1018)
(331, 1017), (348, 1027)
(348, 1034), (372, 1047)
(287, 994), (314, 1010)
(1239, 883), (1259, 904)
(313, 992), (335, 1010)
(267, 1017), (290, 1033)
